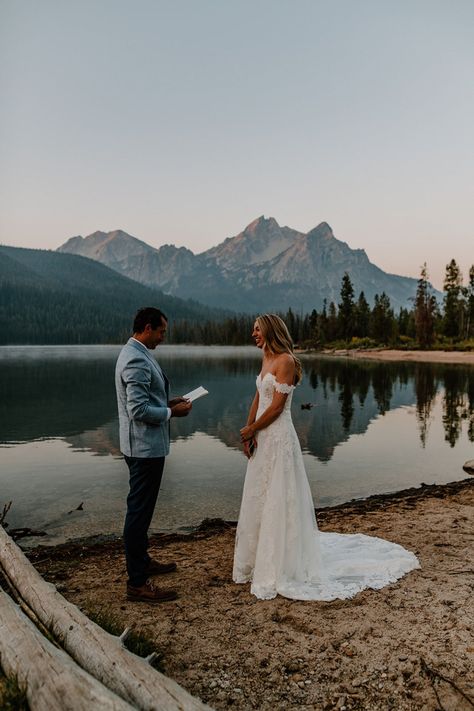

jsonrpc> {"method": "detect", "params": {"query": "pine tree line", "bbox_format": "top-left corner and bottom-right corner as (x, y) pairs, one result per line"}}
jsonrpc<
(1, 259), (473, 348)
(170, 260), (474, 350)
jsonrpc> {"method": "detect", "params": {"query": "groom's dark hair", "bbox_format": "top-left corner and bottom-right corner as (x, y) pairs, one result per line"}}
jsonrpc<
(133, 307), (168, 333)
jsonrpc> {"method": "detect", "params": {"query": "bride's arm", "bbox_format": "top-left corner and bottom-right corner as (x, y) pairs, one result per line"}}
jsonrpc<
(240, 356), (295, 441)
(246, 391), (259, 426)
(242, 390), (260, 458)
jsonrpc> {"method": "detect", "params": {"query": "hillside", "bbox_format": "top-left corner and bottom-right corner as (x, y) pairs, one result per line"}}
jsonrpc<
(0, 245), (225, 344)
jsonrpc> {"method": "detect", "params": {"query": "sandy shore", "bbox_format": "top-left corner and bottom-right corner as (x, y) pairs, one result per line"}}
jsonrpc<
(317, 349), (474, 365)
(27, 478), (474, 711)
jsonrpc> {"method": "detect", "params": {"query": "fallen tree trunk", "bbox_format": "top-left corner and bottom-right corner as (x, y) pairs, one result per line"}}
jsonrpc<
(0, 589), (134, 711)
(0, 526), (210, 710)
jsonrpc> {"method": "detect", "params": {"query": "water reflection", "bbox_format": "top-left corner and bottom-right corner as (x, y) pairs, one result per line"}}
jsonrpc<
(0, 349), (473, 456)
(1, 346), (472, 542)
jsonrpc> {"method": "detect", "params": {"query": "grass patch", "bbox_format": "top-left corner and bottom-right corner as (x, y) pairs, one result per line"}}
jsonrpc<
(85, 608), (164, 670)
(0, 673), (29, 711)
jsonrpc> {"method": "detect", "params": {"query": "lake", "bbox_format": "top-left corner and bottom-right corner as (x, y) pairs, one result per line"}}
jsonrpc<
(0, 345), (472, 545)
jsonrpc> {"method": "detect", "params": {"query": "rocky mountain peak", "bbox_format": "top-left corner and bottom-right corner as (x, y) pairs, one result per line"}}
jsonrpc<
(243, 215), (279, 236)
(204, 216), (302, 269)
(306, 222), (335, 240)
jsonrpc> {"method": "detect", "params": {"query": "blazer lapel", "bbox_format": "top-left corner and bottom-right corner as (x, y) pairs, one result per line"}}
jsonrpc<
(128, 339), (168, 394)
(143, 349), (170, 397)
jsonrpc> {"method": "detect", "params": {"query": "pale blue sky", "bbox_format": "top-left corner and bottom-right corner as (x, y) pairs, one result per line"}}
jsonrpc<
(1, 0), (473, 289)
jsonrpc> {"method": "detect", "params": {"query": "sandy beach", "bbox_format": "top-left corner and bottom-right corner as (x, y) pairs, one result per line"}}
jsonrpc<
(319, 349), (474, 366)
(27, 477), (474, 711)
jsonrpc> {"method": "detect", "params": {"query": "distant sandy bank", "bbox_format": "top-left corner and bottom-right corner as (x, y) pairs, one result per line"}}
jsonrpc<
(308, 349), (474, 365)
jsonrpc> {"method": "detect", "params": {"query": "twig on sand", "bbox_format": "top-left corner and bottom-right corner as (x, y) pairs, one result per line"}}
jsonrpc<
(421, 658), (474, 709)
(0, 501), (12, 527)
(0, 503), (46, 540)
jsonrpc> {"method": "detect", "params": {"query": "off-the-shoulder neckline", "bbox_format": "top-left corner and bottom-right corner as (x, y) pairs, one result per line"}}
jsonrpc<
(257, 372), (295, 388)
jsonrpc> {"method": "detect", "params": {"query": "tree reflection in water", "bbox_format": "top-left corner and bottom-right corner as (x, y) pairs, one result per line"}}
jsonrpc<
(0, 349), (472, 458)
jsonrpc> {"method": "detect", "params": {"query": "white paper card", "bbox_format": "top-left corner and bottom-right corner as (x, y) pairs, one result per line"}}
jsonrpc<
(182, 386), (209, 402)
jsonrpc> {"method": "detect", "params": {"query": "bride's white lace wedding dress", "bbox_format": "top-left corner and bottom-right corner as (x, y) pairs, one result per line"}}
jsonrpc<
(233, 372), (419, 601)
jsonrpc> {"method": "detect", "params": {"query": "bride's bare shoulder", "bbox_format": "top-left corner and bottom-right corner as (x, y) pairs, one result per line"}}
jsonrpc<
(274, 352), (294, 366)
(274, 353), (296, 378)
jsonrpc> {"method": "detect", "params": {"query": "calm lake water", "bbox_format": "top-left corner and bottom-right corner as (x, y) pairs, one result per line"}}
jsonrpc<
(0, 345), (472, 544)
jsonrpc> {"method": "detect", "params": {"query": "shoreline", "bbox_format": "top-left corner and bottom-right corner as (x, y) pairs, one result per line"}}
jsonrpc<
(303, 348), (474, 365)
(24, 475), (473, 555)
(26, 476), (474, 710)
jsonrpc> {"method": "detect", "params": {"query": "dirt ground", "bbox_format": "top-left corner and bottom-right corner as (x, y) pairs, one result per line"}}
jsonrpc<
(28, 478), (474, 711)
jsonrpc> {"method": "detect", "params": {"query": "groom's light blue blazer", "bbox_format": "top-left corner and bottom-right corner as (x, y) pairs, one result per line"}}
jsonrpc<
(115, 338), (170, 458)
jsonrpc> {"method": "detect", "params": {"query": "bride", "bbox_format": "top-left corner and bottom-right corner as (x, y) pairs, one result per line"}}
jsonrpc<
(233, 313), (419, 601)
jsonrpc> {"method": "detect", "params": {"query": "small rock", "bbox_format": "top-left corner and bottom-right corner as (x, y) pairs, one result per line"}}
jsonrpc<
(209, 681), (217, 689)
(463, 460), (474, 475)
(398, 655), (408, 661)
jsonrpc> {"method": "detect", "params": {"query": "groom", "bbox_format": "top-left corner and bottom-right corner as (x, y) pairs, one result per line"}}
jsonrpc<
(115, 307), (192, 603)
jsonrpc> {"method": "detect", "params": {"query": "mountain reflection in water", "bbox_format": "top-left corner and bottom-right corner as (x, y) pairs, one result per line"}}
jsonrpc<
(1, 347), (473, 456)
(0, 346), (472, 542)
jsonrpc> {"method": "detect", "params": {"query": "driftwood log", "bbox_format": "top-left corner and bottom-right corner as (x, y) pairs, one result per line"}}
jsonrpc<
(0, 526), (210, 711)
(0, 589), (134, 711)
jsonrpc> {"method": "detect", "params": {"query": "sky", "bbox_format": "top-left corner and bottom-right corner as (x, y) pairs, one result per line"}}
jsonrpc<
(1, 0), (473, 289)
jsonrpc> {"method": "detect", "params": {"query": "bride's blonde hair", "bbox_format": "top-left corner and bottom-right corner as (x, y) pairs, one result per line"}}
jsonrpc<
(256, 313), (303, 384)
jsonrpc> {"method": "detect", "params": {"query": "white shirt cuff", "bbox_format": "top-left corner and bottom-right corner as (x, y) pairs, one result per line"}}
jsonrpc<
(166, 407), (172, 421)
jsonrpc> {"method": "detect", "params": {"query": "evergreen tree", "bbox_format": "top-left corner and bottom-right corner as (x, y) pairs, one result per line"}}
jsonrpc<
(466, 265), (474, 340)
(397, 307), (411, 337)
(327, 302), (338, 341)
(370, 293), (394, 344)
(443, 259), (464, 339)
(338, 272), (355, 340)
(354, 291), (370, 337)
(318, 300), (329, 345)
(309, 309), (318, 344)
(285, 307), (296, 341)
(414, 263), (437, 348)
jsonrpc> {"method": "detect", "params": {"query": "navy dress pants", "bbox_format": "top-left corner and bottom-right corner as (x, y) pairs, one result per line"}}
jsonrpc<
(123, 455), (165, 587)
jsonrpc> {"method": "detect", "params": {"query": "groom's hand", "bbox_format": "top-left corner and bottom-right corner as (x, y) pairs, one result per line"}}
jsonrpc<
(168, 397), (188, 407)
(170, 401), (192, 417)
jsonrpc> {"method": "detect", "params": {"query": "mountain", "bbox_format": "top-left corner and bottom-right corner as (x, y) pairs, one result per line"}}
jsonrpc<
(59, 230), (197, 292)
(58, 217), (438, 312)
(0, 245), (225, 345)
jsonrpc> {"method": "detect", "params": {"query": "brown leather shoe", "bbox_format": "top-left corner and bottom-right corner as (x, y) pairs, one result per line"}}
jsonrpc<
(146, 559), (177, 575)
(126, 578), (178, 603)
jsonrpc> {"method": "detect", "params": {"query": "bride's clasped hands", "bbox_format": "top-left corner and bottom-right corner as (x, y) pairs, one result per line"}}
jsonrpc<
(233, 313), (420, 601)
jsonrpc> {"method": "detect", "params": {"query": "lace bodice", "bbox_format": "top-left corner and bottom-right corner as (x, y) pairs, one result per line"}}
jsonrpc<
(257, 372), (294, 415)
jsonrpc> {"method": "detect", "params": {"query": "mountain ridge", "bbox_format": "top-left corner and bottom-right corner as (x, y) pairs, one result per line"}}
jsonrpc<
(57, 217), (440, 312)
(0, 244), (227, 344)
